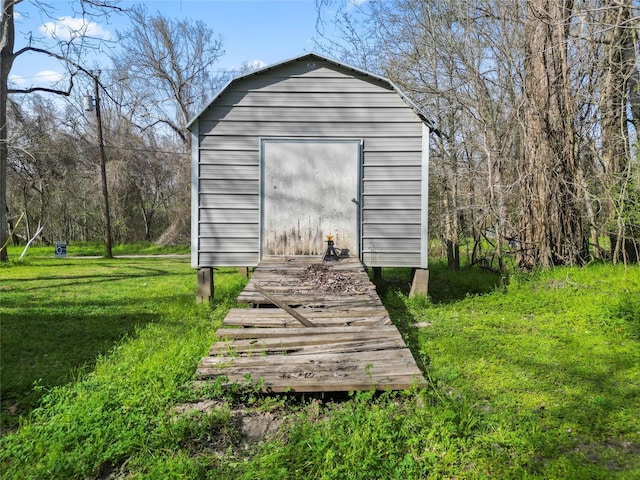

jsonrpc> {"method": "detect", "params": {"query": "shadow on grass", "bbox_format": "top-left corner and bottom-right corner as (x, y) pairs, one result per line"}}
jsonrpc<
(427, 261), (504, 304)
(1, 265), (248, 433)
(0, 259), (201, 432)
(3, 265), (176, 292)
(370, 268), (428, 373)
(496, 343), (640, 474)
(370, 262), (502, 360)
(370, 262), (503, 305)
(0, 309), (159, 431)
(385, 262), (640, 476)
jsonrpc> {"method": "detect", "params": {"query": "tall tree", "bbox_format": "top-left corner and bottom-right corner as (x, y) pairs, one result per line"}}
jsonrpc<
(319, 0), (640, 268)
(111, 6), (225, 244)
(316, 0), (526, 271)
(1, 0), (122, 261)
(112, 5), (225, 146)
(8, 95), (71, 241)
(518, 0), (588, 267)
(1, 0), (17, 261)
(598, 0), (638, 262)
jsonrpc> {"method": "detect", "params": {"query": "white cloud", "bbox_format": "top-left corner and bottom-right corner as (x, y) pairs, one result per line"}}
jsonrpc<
(35, 70), (66, 82)
(8, 74), (27, 87)
(39, 16), (111, 41)
(247, 59), (266, 70)
(9, 70), (66, 88)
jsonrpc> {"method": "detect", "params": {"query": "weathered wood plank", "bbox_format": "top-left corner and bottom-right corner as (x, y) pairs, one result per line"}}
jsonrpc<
(200, 348), (416, 367)
(241, 285), (378, 296)
(212, 330), (403, 348)
(199, 357), (422, 375)
(224, 307), (390, 318)
(196, 373), (425, 393)
(223, 308), (391, 327)
(215, 325), (401, 340)
(224, 307), (387, 317)
(197, 257), (425, 392)
(201, 367), (419, 382)
(224, 318), (389, 328)
(197, 349), (426, 392)
(211, 333), (404, 352)
(209, 337), (406, 356)
(253, 284), (317, 327)
(238, 295), (385, 309)
(198, 365), (423, 382)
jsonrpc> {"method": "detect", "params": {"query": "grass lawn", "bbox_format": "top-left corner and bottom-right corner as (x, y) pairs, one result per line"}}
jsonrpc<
(1, 252), (639, 478)
(0, 253), (206, 427)
(5, 242), (190, 258)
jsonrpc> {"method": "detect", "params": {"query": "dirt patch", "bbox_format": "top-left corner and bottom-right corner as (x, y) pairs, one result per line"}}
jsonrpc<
(232, 409), (282, 442)
(92, 401), (290, 478)
(413, 321), (433, 328)
(575, 439), (640, 471)
(172, 399), (225, 417)
(172, 400), (286, 447)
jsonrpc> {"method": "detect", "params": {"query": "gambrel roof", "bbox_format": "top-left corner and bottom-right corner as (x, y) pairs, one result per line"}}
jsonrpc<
(187, 52), (431, 128)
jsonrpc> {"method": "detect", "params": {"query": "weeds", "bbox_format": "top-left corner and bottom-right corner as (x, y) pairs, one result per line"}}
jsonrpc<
(611, 293), (640, 338)
(1, 257), (639, 478)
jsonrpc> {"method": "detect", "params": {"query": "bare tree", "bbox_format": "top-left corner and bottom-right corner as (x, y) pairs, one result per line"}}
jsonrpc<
(6, 93), (107, 245)
(1, 0), (122, 261)
(316, 0), (526, 271)
(1, 0), (18, 261)
(102, 108), (180, 243)
(317, 0), (640, 269)
(7, 95), (61, 243)
(111, 5), (225, 146)
(597, 0), (639, 262)
(111, 6), (225, 244)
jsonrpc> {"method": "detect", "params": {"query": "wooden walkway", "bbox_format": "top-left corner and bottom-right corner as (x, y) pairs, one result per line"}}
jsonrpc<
(197, 257), (426, 393)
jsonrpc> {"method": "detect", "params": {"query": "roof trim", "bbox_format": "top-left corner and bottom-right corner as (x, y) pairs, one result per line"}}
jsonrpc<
(186, 52), (432, 129)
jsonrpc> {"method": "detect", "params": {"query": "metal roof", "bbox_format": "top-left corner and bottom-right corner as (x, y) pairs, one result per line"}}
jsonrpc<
(186, 52), (432, 129)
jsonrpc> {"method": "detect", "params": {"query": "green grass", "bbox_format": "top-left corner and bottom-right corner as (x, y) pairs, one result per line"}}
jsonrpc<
(5, 241), (190, 258)
(234, 263), (639, 479)
(408, 263), (640, 478)
(1, 256), (639, 478)
(0, 255), (254, 478)
(0, 256), (206, 429)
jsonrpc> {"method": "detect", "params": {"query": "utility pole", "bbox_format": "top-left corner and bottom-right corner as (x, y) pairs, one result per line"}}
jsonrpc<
(88, 71), (113, 258)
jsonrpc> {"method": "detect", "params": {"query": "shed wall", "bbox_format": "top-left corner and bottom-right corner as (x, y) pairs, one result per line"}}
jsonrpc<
(194, 59), (426, 267)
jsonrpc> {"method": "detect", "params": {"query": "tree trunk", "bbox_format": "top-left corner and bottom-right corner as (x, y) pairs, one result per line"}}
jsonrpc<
(0, 0), (16, 262)
(442, 169), (460, 271)
(600, 0), (636, 263)
(519, 0), (587, 268)
(600, 0), (632, 182)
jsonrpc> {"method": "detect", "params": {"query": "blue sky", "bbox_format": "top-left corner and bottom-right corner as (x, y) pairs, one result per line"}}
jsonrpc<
(10, 0), (343, 91)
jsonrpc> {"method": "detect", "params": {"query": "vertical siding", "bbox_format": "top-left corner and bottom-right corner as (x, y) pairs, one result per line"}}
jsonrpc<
(194, 57), (427, 268)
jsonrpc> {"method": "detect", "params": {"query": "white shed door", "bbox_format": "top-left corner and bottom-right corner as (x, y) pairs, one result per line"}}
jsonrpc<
(261, 139), (361, 257)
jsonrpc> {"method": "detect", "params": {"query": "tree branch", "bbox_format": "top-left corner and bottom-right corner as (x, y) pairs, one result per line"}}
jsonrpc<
(8, 75), (74, 95)
(12, 46), (93, 76)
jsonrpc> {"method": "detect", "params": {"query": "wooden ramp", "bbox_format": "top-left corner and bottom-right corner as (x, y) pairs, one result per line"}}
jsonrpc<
(197, 257), (426, 393)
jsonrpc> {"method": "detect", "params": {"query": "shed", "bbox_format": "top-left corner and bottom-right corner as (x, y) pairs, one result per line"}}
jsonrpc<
(188, 53), (430, 299)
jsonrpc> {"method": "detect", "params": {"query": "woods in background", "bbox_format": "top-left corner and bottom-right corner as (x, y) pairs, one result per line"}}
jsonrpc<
(1, 2), (229, 253)
(318, 0), (640, 269)
(2, 0), (639, 269)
